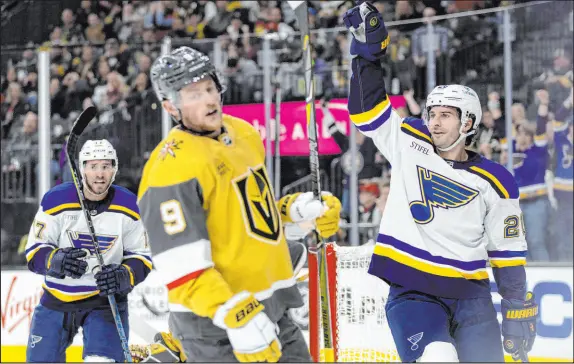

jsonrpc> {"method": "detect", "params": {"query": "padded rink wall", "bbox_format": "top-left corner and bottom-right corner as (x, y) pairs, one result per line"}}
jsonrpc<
(1, 267), (572, 362)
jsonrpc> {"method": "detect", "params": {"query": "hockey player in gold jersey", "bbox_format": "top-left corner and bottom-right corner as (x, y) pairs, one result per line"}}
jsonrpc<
(137, 46), (341, 362)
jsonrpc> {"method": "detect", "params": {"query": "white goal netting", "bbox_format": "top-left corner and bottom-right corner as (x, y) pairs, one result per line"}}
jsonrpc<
(309, 243), (400, 362)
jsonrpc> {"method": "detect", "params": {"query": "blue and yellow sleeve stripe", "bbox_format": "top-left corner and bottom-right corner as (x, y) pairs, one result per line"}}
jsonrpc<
(488, 250), (527, 268)
(348, 56), (392, 133)
(25, 242), (56, 262)
(123, 251), (153, 286)
(349, 97), (392, 132)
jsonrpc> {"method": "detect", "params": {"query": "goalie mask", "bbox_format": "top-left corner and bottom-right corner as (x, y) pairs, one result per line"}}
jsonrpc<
(79, 139), (118, 196)
(424, 85), (483, 152)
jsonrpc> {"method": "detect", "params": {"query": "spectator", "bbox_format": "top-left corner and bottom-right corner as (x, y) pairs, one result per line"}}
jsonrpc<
(101, 3), (124, 40)
(542, 88), (573, 262)
(169, 15), (188, 38)
(1, 82), (30, 139)
(1, 67), (17, 95)
(102, 71), (128, 109)
(78, 45), (99, 87)
(126, 72), (153, 107)
(145, 1), (176, 31)
(410, 7), (450, 98)
(135, 54), (152, 80)
(7, 111), (38, 149)
(85, 13), (106, 43)
(75, 0), (95, 29)
(21, 72), (38, 106)
(222, 44), (260, 103)
(375, 179), (391, 215)
(204, 0), (235, 38)
(2, 111), (39, 197)
(472, 108), (502, 161)
(184, 13), (206, 39)
(50, 77), (66, 118)
(500, 122), (551, 261)
(15, 48), (38, 76)
(102, 38), (128, 74)
(60, 72), (85, 118)
(535, 47), (573, 113)
(397, 89), (422, 118)
(357, 179), (383, 244)
(394, 0), (422, 32)
(322, 100), (385, 216)
(60, 8), (83, 43)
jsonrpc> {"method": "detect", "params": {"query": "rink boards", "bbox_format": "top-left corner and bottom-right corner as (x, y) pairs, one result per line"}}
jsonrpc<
(1, 266), (572, 362)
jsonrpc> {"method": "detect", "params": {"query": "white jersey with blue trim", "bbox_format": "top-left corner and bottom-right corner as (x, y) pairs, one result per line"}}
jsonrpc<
(25, 182), (152, 310)
(347, 57), (528, 299)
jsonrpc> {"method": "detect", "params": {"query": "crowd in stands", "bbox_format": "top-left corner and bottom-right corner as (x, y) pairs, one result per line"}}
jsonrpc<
(1, 0), (572, 265)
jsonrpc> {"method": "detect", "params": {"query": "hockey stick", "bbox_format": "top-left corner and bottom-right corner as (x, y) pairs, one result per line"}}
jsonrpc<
(287, 1), (335, 362)
(65, 106), (133, 362)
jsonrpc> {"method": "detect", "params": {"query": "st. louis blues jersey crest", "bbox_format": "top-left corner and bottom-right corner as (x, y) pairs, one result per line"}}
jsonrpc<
(67, 231), (118, 254)
(410, 166), (479, 224)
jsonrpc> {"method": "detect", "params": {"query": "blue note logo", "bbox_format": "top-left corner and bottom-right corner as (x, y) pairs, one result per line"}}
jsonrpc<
(67, 231), (118, 254)
(407, 332), (423, 351)
(410, 166), (479, 224)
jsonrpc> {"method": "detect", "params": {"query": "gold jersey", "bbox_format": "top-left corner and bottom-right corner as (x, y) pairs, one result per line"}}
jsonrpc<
(137, 114), (301, 322)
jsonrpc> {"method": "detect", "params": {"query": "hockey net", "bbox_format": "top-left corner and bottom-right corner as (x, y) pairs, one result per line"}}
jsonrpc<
(308, 242), (400, 362)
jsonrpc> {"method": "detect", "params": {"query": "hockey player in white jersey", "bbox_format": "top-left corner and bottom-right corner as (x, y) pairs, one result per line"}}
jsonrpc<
(343, 2), (538, 362)
(24, 139), (152, 362)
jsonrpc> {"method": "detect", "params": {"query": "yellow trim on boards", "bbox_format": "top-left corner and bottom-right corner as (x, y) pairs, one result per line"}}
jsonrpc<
(1, 345), (83, 362)
(1, 345), (572, 362)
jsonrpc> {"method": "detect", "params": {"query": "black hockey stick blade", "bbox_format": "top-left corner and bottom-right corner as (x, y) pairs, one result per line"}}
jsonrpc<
(70, 106), (97, 136)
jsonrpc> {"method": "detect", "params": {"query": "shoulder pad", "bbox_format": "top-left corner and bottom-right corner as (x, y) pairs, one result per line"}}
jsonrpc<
(466, 157), (519, 199)
(109, 185), (140, 221)
(41, 182), (81, 215)
(400, 117), (433, 145)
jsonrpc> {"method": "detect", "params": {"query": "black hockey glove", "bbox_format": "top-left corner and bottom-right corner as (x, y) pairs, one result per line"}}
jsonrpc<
(501, 291), (538, 362)
(95, 264), (133, 296)
(46, 248), (88, 279)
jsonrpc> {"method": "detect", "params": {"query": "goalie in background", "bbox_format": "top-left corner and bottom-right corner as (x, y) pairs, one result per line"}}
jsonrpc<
(24, 139), (152, 362)
(138, 46), (341, 362)
(343, 2), (538, 362)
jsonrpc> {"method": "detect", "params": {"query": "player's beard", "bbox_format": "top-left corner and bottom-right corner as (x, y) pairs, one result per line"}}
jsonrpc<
(85, 177), (111, 196)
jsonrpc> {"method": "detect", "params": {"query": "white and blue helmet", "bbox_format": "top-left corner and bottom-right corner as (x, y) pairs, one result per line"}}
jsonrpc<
(425, 85), (483, 151)
(79, 139), (118, 186)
